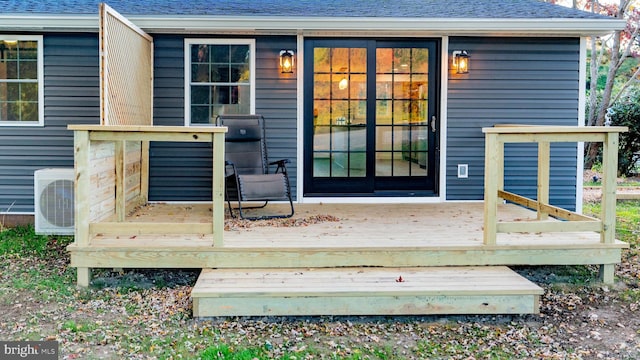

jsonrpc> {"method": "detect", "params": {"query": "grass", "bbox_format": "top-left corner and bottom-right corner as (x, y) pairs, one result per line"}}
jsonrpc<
(1, 202), (640, 359)
(583, 200), (640, 245)
(0, 225), (51, 256)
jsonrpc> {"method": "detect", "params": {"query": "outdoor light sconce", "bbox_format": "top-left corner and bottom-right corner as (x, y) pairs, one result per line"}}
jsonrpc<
(279, 50), (295, 74)
(452, 50), (470, 74)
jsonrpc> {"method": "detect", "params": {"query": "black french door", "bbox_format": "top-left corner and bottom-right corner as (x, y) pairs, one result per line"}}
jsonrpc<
(304, 39), (440, 196)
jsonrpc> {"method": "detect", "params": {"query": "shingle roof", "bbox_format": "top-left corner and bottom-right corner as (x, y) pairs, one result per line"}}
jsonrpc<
(0, 0), (612, 19)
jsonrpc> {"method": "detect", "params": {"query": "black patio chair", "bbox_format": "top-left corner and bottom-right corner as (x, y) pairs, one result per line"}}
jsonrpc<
(216, 114), (294, 220)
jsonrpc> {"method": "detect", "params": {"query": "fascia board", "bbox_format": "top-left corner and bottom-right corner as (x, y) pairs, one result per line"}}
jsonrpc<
(0, 15), (626, 36)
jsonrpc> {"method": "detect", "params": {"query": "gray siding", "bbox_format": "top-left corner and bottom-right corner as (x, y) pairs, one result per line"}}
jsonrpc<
(446, 37), (580, 210)
(0, 34), (99, 213)
(148, 35), (298, 201)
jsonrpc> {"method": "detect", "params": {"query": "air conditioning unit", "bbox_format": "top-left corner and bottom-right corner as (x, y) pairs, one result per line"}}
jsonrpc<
(34, 168), (75, 235)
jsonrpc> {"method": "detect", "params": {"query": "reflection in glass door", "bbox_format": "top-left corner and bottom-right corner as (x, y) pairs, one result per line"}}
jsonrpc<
(374, 45), (432, 191)
(312, 47), (367, 179)
(304, 39), (438, 196)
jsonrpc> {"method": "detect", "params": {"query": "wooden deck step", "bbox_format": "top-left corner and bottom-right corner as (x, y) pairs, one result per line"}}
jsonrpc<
(191, 266), (544, 317)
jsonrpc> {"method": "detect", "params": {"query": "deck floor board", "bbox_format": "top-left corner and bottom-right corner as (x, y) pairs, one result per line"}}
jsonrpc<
(191, 266), (544, 317)
(87, 202), (616, 249)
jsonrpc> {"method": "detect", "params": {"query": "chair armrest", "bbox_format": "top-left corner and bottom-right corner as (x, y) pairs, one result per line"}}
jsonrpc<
(224, 160), (237, 176)
(269, 159), (290, 174)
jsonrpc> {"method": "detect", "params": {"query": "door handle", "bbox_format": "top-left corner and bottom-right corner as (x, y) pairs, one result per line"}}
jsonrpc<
(431, 116), (437, 133)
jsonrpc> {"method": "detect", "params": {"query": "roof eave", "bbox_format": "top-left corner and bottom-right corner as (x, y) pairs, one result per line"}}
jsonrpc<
(0, 15), (625, 37)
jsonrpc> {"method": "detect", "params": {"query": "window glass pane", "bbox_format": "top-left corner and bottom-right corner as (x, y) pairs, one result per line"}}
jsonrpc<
(191, 86), (209, 105)
(192, 64), (209, 82)
(331, 48), (349, 72)
(230, 45), (249, 63)
(213, 85), (231, 104)
(313, 125), (331, 152)
(191, 105), (209, 124)
(19, 60), (37, 80)
(6, 102), (18, 120)
(21, 102), (38, 121)
(376, 48), (393, 74)
(412, 48), (429, 73)
(313, 151), (330, 177)
(349, 152), (366, 176)
(230, 64), (248, 83)
(1, 41), (18, 59)
(331, 100), (349, 125)
(393, 75), (411, 99)
(211, 64), (228, 82)
(350, 100), (367, 125)
(0, 101), (6, 121)
(313, 100), (331, 127)
(349, 126), (366, 152)
(314, 74), (330, 99)
(191, 44), (204, 63)
(393, 48), (412, 74)
(375, 152), (392, 176)
(330, 153), (348, 177)
(393, 100), (410, 123)
(4, 61), (18, 79)
(7, 83), (20, 101)
(350, 48), (367, 73)
(188, 41), (252, 124)
(314, 48), (331, 73)
(376, 126), (393, 151)
(0, 39), (41, 124)
(21, 83), (38, 101)
(211, 45), (229, 62)
(349, 74), (366, 100)
(19, 41), (38, 59)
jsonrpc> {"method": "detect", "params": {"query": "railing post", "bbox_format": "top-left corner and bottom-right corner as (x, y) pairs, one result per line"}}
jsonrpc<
(483, 132), (500, 245)
(537, 141), (550, 220)
(600, 132), (618, 245)
(212, 132), (225, 247)
(74, 130), (92, 286)
(599, 132), (619, 284)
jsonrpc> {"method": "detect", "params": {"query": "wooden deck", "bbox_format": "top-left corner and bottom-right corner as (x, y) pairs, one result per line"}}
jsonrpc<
(68, 202), (627, 270)
(66, 124), (629, 316)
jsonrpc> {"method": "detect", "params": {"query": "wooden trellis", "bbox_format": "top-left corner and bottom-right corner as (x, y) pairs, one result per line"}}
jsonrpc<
(99, 3), (153, 126)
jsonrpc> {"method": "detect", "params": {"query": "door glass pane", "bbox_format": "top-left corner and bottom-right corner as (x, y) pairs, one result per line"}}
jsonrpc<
(313, 47), (367, 178)
(375, 47), (429, 177)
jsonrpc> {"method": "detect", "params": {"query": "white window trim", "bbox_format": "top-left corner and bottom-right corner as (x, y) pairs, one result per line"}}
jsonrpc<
(0, 34), (44, 127)
(183, 38), (256, 126)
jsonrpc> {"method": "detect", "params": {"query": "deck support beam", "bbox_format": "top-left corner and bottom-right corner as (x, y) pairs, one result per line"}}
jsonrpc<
(599, 264), (615, 284)
(77, 267), (92, 287)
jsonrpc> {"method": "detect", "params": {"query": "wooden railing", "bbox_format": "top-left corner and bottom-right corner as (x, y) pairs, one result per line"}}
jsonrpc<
(482, 125), (627, 282)
(69, 125), (227, 247)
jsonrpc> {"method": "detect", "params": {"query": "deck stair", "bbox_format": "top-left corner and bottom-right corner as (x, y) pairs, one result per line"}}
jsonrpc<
(191, 266), (543, 317)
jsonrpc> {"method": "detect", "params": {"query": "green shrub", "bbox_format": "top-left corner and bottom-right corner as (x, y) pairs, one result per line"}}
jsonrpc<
(609, 91), (640, 176)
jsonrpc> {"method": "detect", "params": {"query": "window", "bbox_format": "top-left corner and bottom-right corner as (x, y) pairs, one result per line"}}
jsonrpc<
(185, 39), (255, 125)
(0, 35), (43, 126)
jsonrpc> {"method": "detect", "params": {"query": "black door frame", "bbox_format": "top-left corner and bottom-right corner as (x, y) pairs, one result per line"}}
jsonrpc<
(303, 38), (441, 197)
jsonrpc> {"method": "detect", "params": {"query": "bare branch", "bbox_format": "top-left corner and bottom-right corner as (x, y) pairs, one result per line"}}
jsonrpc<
(610, 65), (640, 104)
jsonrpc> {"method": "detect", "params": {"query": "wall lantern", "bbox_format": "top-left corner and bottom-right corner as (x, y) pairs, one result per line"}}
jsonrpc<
(279, 50), (295, 74)
(452, 50), (470, 74)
